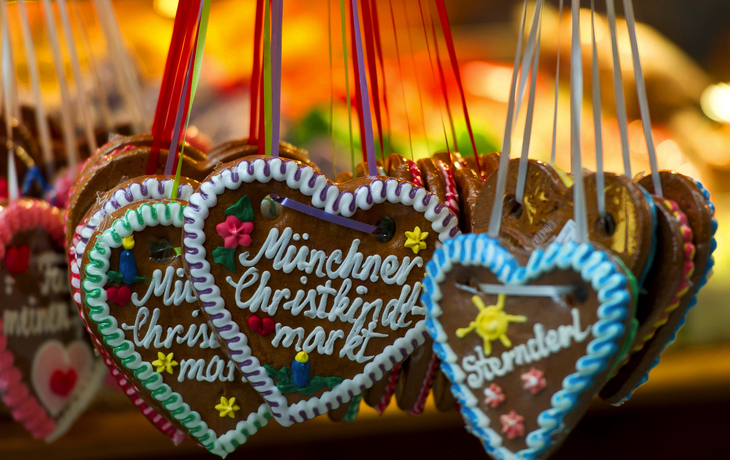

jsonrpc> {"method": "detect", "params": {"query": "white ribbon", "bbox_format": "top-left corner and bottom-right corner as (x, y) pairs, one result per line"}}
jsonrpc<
(606, 0), (632, 178)
(591, 1), (606, 217)
(1, 2), (18, 201)
(457, 282), (578, 298)
(549, 0), (564, 166)
(570, 0), (588, 243)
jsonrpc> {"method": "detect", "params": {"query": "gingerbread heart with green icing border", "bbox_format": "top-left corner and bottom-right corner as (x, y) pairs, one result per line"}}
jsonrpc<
(0, 198), (106, 441)
(421, 233), (635, 459)
(182, 156), (459, 425)
(80, 200), (271, 457)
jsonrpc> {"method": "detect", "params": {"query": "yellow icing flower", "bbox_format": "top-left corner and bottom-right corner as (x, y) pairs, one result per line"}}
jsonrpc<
(152, 352), (178, 374)
(215, 396), (240, 418)
(404, 226), (428, 254)
(455, 294), (527, 355)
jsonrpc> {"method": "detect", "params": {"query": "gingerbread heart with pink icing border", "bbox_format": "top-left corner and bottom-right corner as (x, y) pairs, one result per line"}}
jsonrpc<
(0, 198), (106, 441)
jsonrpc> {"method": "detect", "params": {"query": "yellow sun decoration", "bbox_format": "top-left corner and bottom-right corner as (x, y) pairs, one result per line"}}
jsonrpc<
(456, 294), (527, 355)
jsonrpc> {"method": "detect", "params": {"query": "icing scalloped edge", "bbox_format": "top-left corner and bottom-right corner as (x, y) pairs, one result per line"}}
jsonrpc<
(421, 234), (631, 460)
(182, 156), (460, 426)
(617, 178), (718, 404)
(0, 199), (106, 442)
(82, 201), (272, 458)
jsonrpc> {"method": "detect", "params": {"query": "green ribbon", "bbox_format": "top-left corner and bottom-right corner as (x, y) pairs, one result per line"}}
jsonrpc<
(263, 0), (272, 157)
(172, 0), (211, 200)
(339, 0), (355, 174)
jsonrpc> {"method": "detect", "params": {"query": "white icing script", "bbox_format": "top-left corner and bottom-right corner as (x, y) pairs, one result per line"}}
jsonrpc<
(226, 227), (425, 363)
(120, 265), (240, 383)
(2, 252), (74, 337)
(461, 308), (592, 389)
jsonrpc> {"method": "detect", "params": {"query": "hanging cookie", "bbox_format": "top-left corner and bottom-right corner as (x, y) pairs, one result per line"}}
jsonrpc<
(80, 200), (271, 457)
(0, 198), (106, 441)
(183, 156), (459, 425)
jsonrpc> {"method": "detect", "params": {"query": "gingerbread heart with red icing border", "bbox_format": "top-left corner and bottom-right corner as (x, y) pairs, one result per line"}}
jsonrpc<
(0, 198), (106, 441)
(422, 233), (635, 459)
(182, 155), (459, 425)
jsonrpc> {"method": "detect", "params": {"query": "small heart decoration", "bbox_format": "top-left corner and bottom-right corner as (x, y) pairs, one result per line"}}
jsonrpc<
(183, 156), (459, 425)
(0, 199), (106, 442)
(50, 369), (78, 397)
(106, 286), (132, 306)
(6, 245), (30, 273)
(247, 315), (275, 336)
(422, 233), (634, 459)
(81, 199), (271, 457)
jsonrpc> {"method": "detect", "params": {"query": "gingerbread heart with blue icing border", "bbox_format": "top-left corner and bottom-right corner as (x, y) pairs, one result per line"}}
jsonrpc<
(0, 198), (106, 441)
(80, 200), (271, 457)
(183, 155), (459, 425)
(421, 233), (635, 459)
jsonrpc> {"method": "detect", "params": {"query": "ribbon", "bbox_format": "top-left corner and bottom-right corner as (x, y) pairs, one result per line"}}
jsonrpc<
(173, 0), (211, 199)
(434, 0), (480, 177)
(262, 0), (272, 156)
(591, 1), (606, 217)
(92, 0), (145, 132)
(549, 0), (564, 165)
(487, 1), (527, 238)
(339, 0), (355, 174)
(40, 0), (80, 170)
(350, 0), (376, 176)
(606, 0), (632, 178)
(270, 193), (377, 234)
(17, 0), (55, 180)
(457, 283), (579, 298)
(360, 0), (385, 161)
(389, 0), (414, 159)
(371, 0), (393, 155)
(515, 1), (544, 206)
(623, 0), (662, 196)
(419, 0), (450, 155)
(328, 0), (336, 177)
(58, 0), (98, 158)
(270, 0), (284, 158)
(248, 0), (265, 145)
(402, 0), (431, 156)
(147, 0), (201, 175)
(0, 1), (18, 201)
(428, 5), (458, 153)
(570, 0), (588, 244)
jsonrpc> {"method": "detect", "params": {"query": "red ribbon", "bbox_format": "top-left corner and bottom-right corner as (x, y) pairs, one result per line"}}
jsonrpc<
(360, 0), (384, 162)
(147, 0), (201, 175)
(434, 0), (481, 179)
(370, 0), (391, 155)
(349, 1), (368, 165)
(248, 0), (265, 145)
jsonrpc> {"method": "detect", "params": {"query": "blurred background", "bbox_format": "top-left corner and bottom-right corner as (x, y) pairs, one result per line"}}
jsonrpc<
(2, 0), (730, 458)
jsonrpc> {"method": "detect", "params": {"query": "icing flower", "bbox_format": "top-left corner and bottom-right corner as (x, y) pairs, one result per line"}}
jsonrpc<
(215, 396), (240, 418)
(216, 215), (254, 249)
(456, 294), (527, 355)
(500, 410), (525, 439)
(404, 226), (428, 254)
(483, 383), (505, 408)
(521, 367), (547, 395)
(152, 352), (178, 374)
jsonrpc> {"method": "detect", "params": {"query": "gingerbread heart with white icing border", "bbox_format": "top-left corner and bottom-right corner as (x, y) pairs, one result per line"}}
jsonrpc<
(0, 199), (106, 441)
(422, 234), (634, 459)
(183, 156), (459, 425)
(80, 200), (271, 457)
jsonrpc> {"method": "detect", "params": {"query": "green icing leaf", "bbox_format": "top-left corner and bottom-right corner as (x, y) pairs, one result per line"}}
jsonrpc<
(107, 270), (147, 284)
(173, 246), (182, 256)
(344, 393), (363, 422)
(213, 246), (236, 272)
(225, 195), (255, 222)
(264, 364), (344, 395)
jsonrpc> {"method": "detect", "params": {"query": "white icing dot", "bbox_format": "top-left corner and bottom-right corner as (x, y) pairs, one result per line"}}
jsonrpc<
(303, 233), (309, 240)
(356, 286), (368, 295)
(192, 310), (200, 317)
(293, 234), (301, 241)
(300, 276), (307, 285)
(177, 268), (185, 277)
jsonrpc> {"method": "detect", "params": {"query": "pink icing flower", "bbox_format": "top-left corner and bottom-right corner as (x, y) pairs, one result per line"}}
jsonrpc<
(216, 215), (254, 248)
(521, 367), (547, 395)
(484, 383), (505, 408)
(500, 410), (525, 439)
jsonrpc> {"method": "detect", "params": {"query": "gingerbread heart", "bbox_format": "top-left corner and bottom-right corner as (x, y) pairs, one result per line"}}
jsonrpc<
(600, 173), (717, 403)
(0, 199), (105, 441)
(422, 234), (635, 459)
(183, 156), (459, 425)
(80, 200), (272, 457)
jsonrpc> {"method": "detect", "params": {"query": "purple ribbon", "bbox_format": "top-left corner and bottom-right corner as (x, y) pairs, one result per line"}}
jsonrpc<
(350, 0), (377, 177)
(270, 193), (376, 234)
(270, 0), (283, 158)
